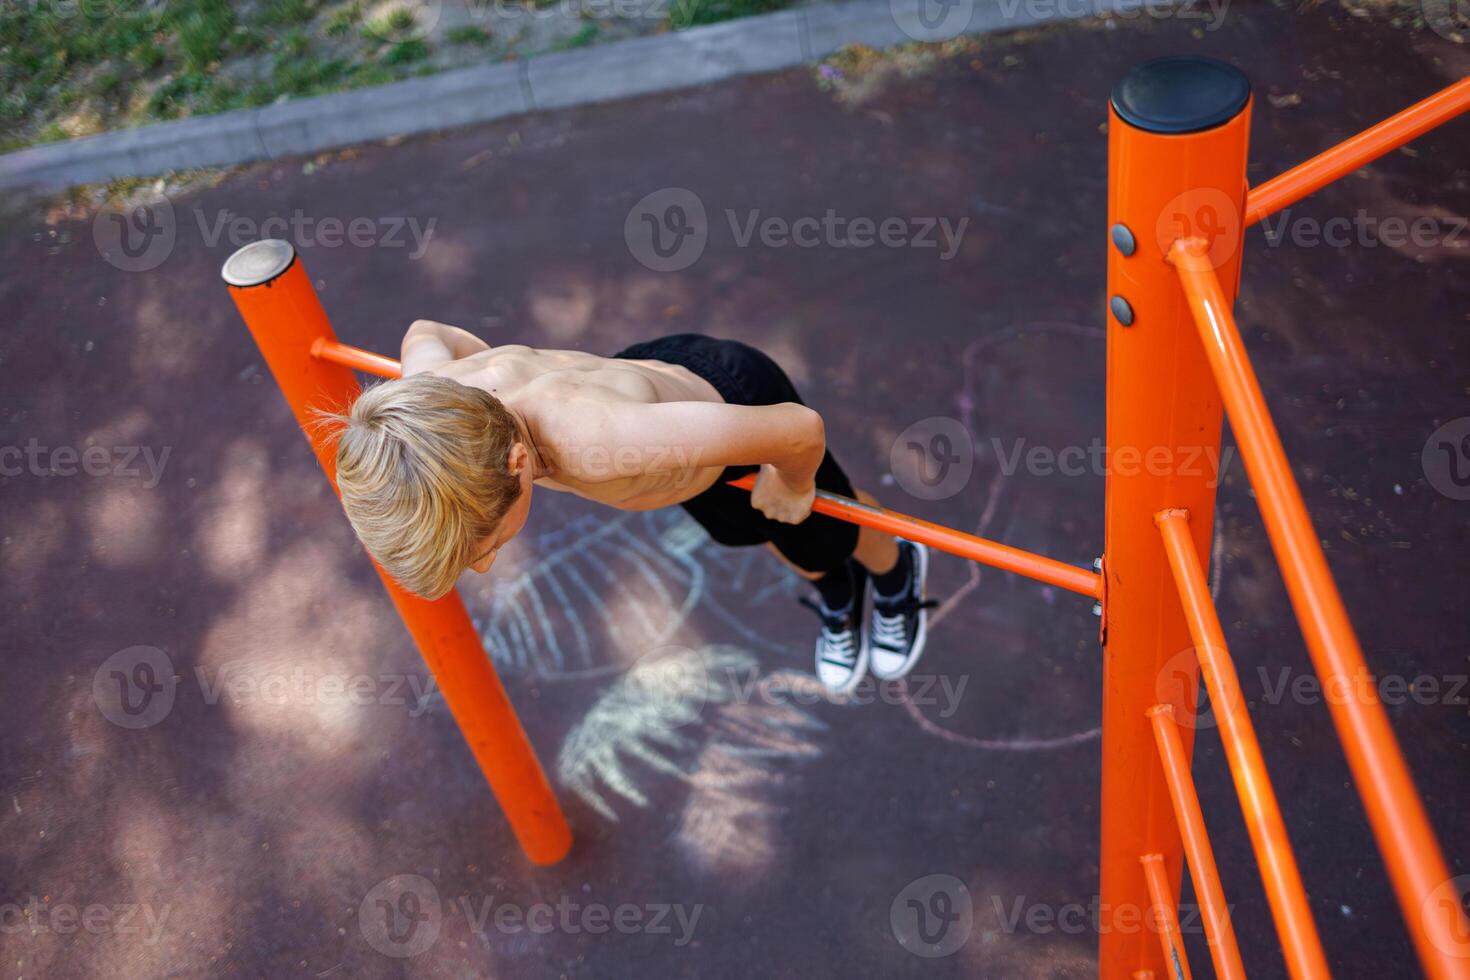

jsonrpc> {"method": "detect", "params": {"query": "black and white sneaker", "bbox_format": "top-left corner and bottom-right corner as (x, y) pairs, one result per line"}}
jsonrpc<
(868, 540), (936, 681)
(799, 563), (868, 694)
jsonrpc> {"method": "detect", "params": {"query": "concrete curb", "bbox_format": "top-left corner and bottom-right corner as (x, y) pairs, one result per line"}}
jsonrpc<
(0, 0), (1123, 194)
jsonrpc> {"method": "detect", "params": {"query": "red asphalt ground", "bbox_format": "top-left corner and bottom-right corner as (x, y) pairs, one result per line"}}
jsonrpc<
(3, 4), (1469, 977)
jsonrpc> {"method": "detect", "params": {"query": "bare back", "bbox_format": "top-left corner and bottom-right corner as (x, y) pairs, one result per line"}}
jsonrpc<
(426, 345), (731, 509)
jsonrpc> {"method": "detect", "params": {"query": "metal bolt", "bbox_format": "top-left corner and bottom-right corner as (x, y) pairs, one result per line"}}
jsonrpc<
(1092, 602), (1103, 617)
(1093, 557), (1103, 571)
(1110, 223), (1136, 256)
(1110, 295), (1134, 327)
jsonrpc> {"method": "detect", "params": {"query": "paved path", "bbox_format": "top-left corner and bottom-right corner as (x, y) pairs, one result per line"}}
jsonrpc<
(2, 5), (1468, 977)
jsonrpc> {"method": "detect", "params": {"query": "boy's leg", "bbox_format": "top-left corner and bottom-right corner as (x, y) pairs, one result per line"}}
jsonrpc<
(851, 489), (899, 576)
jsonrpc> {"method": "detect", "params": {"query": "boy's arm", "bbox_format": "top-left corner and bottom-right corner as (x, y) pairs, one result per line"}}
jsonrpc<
(560, 400), (827, 523)
(400, 319), (491, 376)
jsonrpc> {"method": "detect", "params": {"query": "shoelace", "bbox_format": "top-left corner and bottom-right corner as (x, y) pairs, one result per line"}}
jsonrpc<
(871, 596), (938, 651)
(798, 597), (859, 665)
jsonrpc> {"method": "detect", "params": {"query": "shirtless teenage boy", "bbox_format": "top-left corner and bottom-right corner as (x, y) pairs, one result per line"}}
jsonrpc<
(329, 321), (933, 693)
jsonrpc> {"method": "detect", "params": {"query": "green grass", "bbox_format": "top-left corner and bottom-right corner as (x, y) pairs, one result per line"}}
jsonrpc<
(0, 0), (798, 151)
(667, 0), (787, 29)
(447, 25), (492, 45)
(552, 22), (598, 50)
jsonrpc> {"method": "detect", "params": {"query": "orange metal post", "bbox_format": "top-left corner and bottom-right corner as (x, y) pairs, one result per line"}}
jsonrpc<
(1098, 57), (1251, 979)
(1171, 243), (1470, 980)
(1140, 853), (1195, 980)
(222, 240), (572, 866)
(1149, 705), (1247, 980)
(1244, 76), (1470, 226)
(1156, 509), (1329, 980)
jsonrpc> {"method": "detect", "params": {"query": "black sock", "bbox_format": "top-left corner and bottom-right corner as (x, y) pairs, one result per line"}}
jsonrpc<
(814, 562), (856, 611)
(871, 543), (911, 597)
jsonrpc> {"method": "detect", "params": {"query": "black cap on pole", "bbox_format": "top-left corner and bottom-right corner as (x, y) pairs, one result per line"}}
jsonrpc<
(1111, 56), (1250, 135)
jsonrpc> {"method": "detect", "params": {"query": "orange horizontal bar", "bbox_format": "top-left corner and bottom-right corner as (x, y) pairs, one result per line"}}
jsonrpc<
(1139, 853), (1195, 980)
(311, 338), (403, 378)
(1245, 76), (1470, 225)
(726, 474), (1101, 597)
(1148, 705), (1247, 980)
(311, 340), (1103, 598)
(1157, 509), (1330, 980)
(1172, 243), (1470, 980)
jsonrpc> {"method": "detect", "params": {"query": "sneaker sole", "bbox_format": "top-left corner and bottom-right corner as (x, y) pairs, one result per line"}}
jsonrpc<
(869, 540), (929, 681)
(817, 640), (869, 696)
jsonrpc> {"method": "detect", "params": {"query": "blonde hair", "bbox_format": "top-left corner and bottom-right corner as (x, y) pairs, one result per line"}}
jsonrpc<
(325, 375), (523, 599)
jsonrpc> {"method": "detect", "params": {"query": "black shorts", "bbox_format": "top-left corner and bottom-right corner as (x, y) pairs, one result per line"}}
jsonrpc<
(612, 334), (859, 574)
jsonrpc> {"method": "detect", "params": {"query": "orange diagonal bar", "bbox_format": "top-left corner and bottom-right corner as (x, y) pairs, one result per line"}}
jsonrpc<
(1157, 508), (1330, 980)
(1148, 705), (1247, 980)
(726, 476), (1101, 597)
(1245, 76), (1470, 225)
(1140, 853), (1195, 980)
(1171, 240), (1470, 980)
